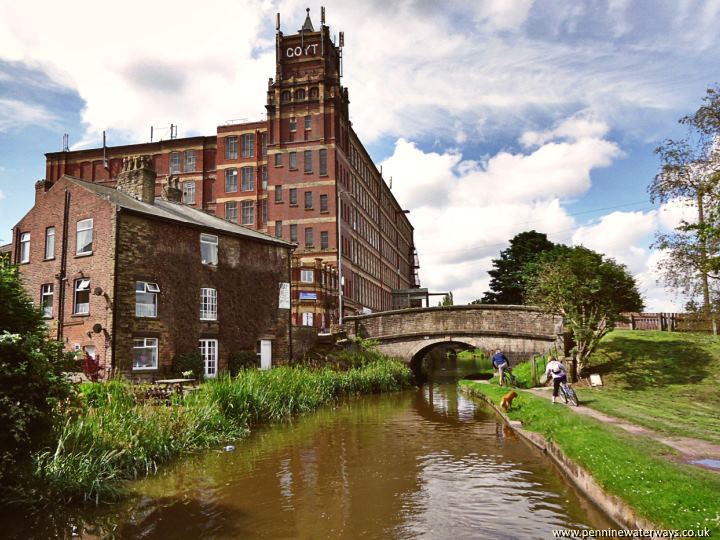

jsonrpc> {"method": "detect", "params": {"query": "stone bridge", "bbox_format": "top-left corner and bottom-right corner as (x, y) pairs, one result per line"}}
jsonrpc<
(342, 305), (565, 368)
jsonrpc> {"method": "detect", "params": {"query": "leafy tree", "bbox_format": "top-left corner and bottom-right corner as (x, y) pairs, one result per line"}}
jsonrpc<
(470, 298), (483, 305)
(650, 85), (720, 331)
(524, 246), (643, 380)
(0, 260), (74, 484)
(482, 231), (555, 304)
(438, 291), (453, 306)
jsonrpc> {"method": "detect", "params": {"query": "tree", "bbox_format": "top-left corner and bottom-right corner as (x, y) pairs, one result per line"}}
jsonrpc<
(482, 231), (555, 304)
(438, 291), (453, 306)
(650, 84), (720, 331)
(0, 260), (74, 484)
(524, 246), (643, 380)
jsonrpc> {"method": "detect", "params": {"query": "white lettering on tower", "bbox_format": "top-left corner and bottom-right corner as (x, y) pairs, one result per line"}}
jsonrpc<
(286, 44), (318, 58)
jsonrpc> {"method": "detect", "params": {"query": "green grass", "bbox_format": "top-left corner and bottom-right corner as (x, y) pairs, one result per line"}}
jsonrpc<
(579, 330), (720, 443)
(17, 358), (413, 505)
(461, 381), (720, 533)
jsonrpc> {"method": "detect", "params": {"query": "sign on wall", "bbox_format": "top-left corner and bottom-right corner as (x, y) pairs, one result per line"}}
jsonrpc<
(279, 282), (290, 309)
(299, 291), (318, 301)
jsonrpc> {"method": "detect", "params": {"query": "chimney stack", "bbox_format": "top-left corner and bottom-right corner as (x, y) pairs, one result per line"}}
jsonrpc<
(161, 175), (183, 202)
(34, 179), (53, 204)
(116, 156), (156, 204)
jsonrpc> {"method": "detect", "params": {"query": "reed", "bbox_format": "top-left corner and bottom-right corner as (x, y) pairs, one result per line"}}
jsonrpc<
(26, 357), (412, 504)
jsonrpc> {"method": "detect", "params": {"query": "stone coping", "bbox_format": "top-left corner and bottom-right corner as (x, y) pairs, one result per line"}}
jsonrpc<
(344, 304), (549, 322)
(461, 383), (657, 531)
(364, 329), (558, 342)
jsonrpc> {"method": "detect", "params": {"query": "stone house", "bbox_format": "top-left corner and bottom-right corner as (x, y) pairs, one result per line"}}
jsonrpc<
(10, 156), (293, 379)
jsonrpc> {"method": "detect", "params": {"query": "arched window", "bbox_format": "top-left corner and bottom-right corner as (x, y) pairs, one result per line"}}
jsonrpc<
(281, 90), (291, 102)
(295, 89), (306, 100)
(309, 87), (319, 99)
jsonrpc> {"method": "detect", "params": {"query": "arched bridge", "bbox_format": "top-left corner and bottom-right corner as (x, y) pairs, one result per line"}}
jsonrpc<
(342, 305), (565, 366)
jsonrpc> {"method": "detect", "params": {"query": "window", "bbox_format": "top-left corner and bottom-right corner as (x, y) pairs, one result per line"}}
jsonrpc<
(225, 136), (238, 159)
(305, 227), (313, 247)
(275, 185), (283, 203)
(183, 181), (196, 204)
(304, 115), (312, 130)
(289, 188), (297, 205)
(241, 167), (254, 191)
(321, 231), (329, 249)
(45, 227), (55, 259)
(74, 278), (90, 315)
(261, 133), (267, 157)
(304, 150), (312, 173)
(301, 269), (314, 283)
(135, 281), (159, 317)
(200, 288), (217, 320)
(290, 117), (297, 132)
(304, 191), (313, 209)
(262, 199), (268, 226)
(169, 152), (181, 174)
(225, 201), (238, 223)
(320, 194), (328, 212)
(274, 153), (282, 167)
(302, 312), (314, 327)
(309, 86), (319, 99)
(241, 201), (254, 225)
(319, 149), (328, 175)
(241, 133), (254, 158)
(289, 152), (297, 169)
(261, 166), (268, 191)
(296, 89), (306, 100)
(281, 90), (291, 102)
(200, 233), (218, 265)
(76, 219), (93, 255)
(19, 232), (30, 263)
(199, 339), (218, 378)
(133, 338), (158, 370)
(41, 283), (53, 318)
(275, 221), (283, 238)
(225, 168), (238, 192)
(185, 150), (196, 172)
(290, 224), (298, 242)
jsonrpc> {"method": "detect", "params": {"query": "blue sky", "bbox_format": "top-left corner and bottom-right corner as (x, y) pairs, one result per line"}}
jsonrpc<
(1, 0), (719, 310)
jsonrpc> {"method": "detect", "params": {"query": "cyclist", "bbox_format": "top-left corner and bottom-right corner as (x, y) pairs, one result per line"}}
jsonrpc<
(492, 349), (510, 387)
(545, 356), (567, 404)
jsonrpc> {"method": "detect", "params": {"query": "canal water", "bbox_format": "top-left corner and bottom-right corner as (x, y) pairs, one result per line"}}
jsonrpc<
(12, 356), (614, 538)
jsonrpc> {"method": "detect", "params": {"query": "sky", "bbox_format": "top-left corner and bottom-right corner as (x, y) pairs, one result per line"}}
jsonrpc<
(1, 0), (719, 311)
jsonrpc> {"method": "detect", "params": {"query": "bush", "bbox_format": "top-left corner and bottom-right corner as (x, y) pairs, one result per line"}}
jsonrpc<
(172, 352), (205, 381)
(228, 350), (258, 375)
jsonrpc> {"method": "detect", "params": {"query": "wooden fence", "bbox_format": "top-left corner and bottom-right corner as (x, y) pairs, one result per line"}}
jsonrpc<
(616, 313), (717, 333)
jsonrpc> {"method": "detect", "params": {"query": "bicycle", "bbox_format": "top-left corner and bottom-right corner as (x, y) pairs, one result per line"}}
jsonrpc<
(500, 367), (519, 388)
(558, 379), (579, 406)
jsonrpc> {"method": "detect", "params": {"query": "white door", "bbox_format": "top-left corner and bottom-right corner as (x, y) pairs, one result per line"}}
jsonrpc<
(260, 340), (272, 370)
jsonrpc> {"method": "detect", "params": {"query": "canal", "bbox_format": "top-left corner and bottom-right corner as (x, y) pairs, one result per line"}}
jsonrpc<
(13, 355), (613, 538)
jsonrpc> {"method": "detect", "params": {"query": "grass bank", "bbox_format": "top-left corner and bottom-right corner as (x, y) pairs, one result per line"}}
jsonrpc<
(15, 358), (412, 505)
(461, 380), (720, 533)
(580, 330), (720, 443)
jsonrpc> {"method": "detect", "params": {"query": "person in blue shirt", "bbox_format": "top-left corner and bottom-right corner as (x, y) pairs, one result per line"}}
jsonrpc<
(492, 349), (510, 386)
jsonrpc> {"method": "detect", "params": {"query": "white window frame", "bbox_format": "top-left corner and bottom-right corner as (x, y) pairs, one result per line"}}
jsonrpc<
(302, 312), (314, 327)
(135, 281), (160, 318)
(225, 168), (238, 193)
(241, 133), (254, 158)
(133, 337), (158, 371)
(290, 117), (297, 132)
(19, 232), (30, 263)
(241, 201), (254, 225)
(225, 136), (238, 159)
(241, 167), (254, 191)
(304, 115), (312, 130)
(45, 227), (55, 259)
(74, 278), (91, 315)
(225, 201), (238, 223)
(301, 269), (314, 283)
(200, 233), (218, 265)
(200, 287), (218, 321)
(304, 150), (312, 173)
(185, 150), (196, 172)
(289, 152), (297, 169)
(182, 181), (196, 204)
(41, 283), (53, 319)
(169, 151), (181, 174)
(76, 218), (93, 255)
(199, 339), (218, 378)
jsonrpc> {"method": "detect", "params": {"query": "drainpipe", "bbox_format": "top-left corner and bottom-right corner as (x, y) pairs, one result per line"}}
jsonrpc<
(110, 208), (121, 375)
(287, 246), (293, 362)
(56, 189), (71, 341)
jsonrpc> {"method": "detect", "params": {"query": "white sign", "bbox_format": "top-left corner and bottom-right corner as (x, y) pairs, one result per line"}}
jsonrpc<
(286, 44), (318, 58)
(589, 374), (603, 387)
(279, 282), (290, 309)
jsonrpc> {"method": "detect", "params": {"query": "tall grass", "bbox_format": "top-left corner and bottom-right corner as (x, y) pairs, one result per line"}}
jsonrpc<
(25, 357), (412, 504)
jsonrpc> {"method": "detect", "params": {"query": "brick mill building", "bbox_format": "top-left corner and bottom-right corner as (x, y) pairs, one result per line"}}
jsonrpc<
(11, 156), (293, 378)
(40, 8), (420, 328)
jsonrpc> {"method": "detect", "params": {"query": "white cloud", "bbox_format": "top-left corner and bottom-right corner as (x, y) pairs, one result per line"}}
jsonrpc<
(0, 98), (58, 132)
(0, 189), (5, 201)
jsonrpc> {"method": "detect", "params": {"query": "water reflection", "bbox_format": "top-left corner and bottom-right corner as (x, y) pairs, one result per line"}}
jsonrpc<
(8, 354), (613, 539)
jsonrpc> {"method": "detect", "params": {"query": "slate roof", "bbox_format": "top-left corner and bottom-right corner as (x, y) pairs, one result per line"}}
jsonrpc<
(63, 176), (295, 248)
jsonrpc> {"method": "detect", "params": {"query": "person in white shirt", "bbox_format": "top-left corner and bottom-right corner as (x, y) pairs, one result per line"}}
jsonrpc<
(544, 357), (567, 404)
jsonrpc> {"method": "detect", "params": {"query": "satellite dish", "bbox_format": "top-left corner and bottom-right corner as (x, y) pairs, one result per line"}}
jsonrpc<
(92, 323), (103, 334)
(93, 287), (104, 296)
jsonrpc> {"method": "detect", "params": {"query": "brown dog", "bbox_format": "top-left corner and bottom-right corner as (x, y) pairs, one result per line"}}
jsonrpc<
(500, 390), (518, 411)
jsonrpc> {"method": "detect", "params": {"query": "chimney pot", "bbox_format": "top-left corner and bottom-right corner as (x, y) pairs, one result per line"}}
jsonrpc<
(116, 155), (156, 204)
